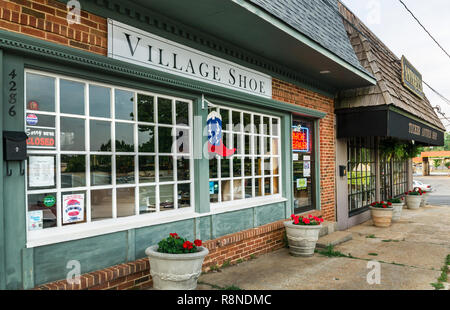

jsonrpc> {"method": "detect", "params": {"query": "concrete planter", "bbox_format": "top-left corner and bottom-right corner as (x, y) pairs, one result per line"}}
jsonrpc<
(420, 193), (428, 207)
(284, 221), (322, 257)
(406, 195), (422, 210)
(145, 245), (209, 290)
(369, 206), (393, 227)
(391, 203), (403, 222)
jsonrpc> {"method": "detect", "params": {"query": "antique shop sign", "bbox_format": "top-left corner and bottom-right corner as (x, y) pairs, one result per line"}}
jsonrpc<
(108, 19), (272, 98)
(401, 56), (424, 99)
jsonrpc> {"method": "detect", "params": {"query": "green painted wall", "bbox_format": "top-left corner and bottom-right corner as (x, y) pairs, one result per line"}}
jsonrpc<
(0, 28), (325, 289)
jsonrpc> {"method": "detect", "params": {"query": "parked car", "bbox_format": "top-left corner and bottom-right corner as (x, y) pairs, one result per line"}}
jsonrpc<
(413, 180), (433, 192)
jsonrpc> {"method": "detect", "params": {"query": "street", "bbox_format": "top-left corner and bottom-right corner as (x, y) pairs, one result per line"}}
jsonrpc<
(415, 176), (450, 206)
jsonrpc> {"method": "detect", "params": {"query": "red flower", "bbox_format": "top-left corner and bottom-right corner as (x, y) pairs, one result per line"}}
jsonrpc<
(291, 214), (296, 220)
(170, 233), (179, 238)
(183, 241), (193, 249)
(387, 202), (392, 206)
(308, 214), (313, 218)
(383, 205), (387, 208)
(303, 218), (310, 224)
(194, 239), (202, 247)
(294, 217), (300, 225)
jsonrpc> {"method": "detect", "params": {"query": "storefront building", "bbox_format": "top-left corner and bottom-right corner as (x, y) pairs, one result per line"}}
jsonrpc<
(0, 0), (376, 289)
(335, 3), (446, 230)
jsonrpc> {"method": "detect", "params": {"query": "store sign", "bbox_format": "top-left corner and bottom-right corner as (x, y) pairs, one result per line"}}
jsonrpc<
(292, 126), (309, 153)
(26, 128), (56, 149)
(107, 19), (272, 98)
(401, 56), (424, 99)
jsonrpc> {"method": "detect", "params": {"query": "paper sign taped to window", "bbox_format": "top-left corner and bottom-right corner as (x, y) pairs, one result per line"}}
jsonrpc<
(304, 161), (311, 177)
(28, 210), (43, 231)
(296, 178), (307, 190)
(63, 194), (85, 224)
(28, 156), (55, 187)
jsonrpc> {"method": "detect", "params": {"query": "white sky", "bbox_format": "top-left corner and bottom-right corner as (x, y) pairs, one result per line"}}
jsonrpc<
(341, 0), (450, 132)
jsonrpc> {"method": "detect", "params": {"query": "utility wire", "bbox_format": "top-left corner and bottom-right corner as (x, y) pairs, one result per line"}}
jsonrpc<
(322, 0), (450, 110)
(398, 0), (450, 61)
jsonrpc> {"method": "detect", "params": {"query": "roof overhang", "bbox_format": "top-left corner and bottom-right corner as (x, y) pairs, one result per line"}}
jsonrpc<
(336, 106), (445, 146)
(128, 0), (376, 91)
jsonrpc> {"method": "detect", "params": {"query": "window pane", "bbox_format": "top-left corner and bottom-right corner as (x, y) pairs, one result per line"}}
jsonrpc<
(176, 128), (189, 154)
(176, 101), (189, 125)
(91, 189), (112, 221)
(221, 180), (231, 202)
(254, 115), (261, 134)
(210, 157), (218, 179)
(90, 120), (111, 152)
(27, 193), (57, 230)
(234, 134), (242, 154)
(160, 184), (174, 211)
(26, 73), (55, 112)
(139, 186), (156, 214)
(60, 117), (85, 151)
(158, 97), (172, 124)
(255, 157), (263, 176)
(158, 127), (173, 153)
(89, 85), (110, 118)
(273, 177), (279, 194)
(272, 138), (279, 155)
(244, 157), (252, 177)
(233, 179), (243, 200)
(210, 181), (219, 203)
(244, 135), (251, 154)
(139, 156), (155, 183)
(177, 157), (190, 181)
(117, 187), (135, 217)
(60, 79), (85, 115)
(263, 136), (271, 154)
(264, 178), (271, 195)
(273, 158), (279, 175)
(245, 178), (253, 199)
(243, 113), (251, 133)
(115, 89), (134, 120)
(233, 157), (242, 177)
(26, 113), (55, 128)
(221, 158), (230, 178)
(116, 155), (135, 184)
(220, 109), (230, 131)
(255, 178), (263, 197)
(61, 155), (86, 188)
(263, 117), (270, 135)
(264, 158), (271, 175)
(159, 156), (173, 182)
(137, 94), (154, 123)
(178, 183), (190, 208)
(232, 111), (241, 132)
(115, 123), (134, 152)
(90, 155), (111, 186)
(272, 118), (279, 136)
(138, 125), (155, 153)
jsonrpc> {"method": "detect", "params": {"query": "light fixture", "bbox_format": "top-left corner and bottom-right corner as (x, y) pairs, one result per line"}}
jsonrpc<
(320, 70), (331, 74)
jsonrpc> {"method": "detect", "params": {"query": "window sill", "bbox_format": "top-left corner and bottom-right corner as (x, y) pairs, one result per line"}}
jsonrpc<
(210, 196), (287, 215)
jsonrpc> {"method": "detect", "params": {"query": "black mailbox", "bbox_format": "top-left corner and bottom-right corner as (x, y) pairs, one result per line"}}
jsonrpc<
(339, 165), (347, 177)
(3, 131), (28, 161)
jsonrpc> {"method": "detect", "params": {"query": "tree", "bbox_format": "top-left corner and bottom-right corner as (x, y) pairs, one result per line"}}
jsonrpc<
(434, 159), (442, 170)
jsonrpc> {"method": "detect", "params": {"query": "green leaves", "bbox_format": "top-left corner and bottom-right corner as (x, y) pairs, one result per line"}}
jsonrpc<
(157, 234), (199, 254)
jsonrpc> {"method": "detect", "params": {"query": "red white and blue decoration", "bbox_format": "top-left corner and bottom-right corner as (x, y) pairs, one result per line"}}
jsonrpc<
(207, 111), (236, 157)
(26, 113), (38, 126)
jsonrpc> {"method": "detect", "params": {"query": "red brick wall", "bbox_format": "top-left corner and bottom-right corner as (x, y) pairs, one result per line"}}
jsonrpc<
(0, 0), (107, 55)
(272, 78), (336, 222)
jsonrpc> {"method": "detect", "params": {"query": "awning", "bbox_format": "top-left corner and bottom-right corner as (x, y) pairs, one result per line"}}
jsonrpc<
(337, 105), (445, 146)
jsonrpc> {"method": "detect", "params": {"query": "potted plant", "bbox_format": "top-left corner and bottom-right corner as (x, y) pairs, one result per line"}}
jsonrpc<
(369, 201), (394, 227)
(284, 214), (323, 257)
(145, 233), (208, 290)
(387, 197), (403, 221)
(405, 190), (422, 210)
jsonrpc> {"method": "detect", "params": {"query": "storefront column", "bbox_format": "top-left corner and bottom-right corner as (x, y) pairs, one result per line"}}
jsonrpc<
(407, 158), (413, 191)
(0, 48), (5, 290)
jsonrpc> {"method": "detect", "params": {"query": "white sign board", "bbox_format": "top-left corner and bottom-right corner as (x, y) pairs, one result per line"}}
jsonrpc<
(28, 156), (55, 187)
(108, 19), (272, 98)
(63, 194), (85, 224)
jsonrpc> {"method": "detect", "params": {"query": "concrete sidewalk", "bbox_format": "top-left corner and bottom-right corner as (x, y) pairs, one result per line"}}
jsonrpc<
(197, 205), (450, 290)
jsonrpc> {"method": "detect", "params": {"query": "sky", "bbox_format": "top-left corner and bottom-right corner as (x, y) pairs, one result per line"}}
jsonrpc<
(341, 0), (450, 132)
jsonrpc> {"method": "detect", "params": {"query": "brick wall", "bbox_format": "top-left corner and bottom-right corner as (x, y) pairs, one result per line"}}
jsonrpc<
(272, 78), (336, 222)
(0, 0), (107, 55)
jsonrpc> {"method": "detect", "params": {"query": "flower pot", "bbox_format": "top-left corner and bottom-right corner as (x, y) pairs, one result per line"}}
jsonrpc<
(406, 195), (422, 210)
(369, 206), (394, 227)
(145, 245), (209, 290)
(391, 203), (403, 221)
(283, 221), (322, 257)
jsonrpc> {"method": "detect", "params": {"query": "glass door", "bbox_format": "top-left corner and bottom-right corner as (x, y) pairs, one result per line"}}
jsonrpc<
(292, 117), (315, 214)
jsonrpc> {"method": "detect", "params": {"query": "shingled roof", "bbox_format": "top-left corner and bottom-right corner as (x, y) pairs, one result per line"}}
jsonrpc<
(336, 1), (445, 131)
(248, 0), (369, 75)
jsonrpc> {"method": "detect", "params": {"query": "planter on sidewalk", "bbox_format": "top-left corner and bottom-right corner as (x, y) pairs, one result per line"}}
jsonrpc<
(387, 198), (404, 222)
(145, 233), (208, 290)
(284, 214), (323, 257)
(369, 202), (394, 227)
(405, 190), (423, 210)
(419, 190), (428, 207)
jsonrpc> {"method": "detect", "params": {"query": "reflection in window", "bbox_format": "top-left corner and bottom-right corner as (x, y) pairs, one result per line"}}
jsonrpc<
(60, 79), (85, 115)
(176, 101), (189, 125)
(177, 157), (190, 181)
(139, 186), (156, 214)
(115, 122), (134, 152)
(117, 187), (135, 217)
(158, 127), (173, 153)
(139, 156), (155, 183)
(91, 189), (112, 221)
(178, 183), (190, 208)
(137, 94), (154, 123)
(138, 125), (154, 153)
(160, 184), (174, 211)
(158, 97), (172, 124)
(116, 155), (135, 184)
(89, 85), (110, 118)
(60, 117), (85, 151)
(61, 155), (86, 188)
(159, 156), (173, 182)
(26, 73), (55, 112)
(90, 155), (111, 186)
(90, 120), (111, 152)
(115, 89), (134, 120)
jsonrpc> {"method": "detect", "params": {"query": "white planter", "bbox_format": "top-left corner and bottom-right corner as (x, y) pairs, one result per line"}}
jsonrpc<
(406, 195), (422, 210)
(391, 203), (403, 221)
(284, 221), (322, 257)
(369, 206), (394, 227)
(145, 245), (209, 290)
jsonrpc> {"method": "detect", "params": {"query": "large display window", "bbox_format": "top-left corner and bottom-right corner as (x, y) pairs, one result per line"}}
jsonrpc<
(25, 70), (193, 233)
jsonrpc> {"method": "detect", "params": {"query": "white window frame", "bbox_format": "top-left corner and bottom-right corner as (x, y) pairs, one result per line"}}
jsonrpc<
(208, 104), (283, 210)
(24, 69), (194, 247)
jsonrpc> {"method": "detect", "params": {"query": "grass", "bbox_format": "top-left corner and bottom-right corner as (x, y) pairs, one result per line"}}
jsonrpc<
(381, 239), (400, 243)
(221, 259), (231, 268)
(317, 245), (349, 258)
(223, 285), (243, 290)
(430, 254), (450, 290)
(366, 234), (376, 239)
(368, 253), (378, 256)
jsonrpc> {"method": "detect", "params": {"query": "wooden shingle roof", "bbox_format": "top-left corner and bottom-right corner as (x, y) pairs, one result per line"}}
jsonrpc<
(336, 1), (445, 131)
